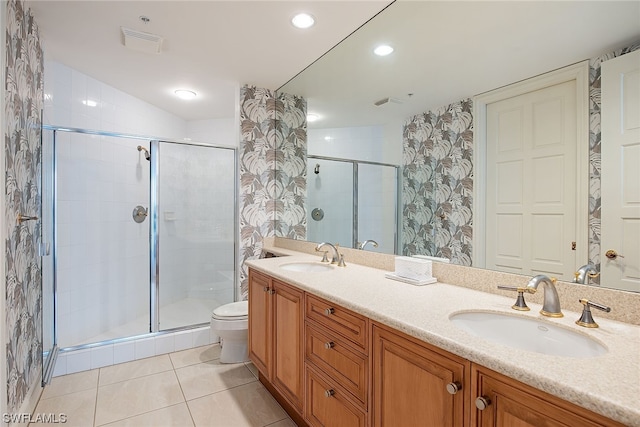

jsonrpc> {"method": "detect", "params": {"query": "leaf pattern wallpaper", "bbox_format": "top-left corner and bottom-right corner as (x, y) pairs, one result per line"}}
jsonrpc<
(402, 100), (474, 266)
(239, 86), (306, 297)
(4, 0), (44, 413)
(588, 42), (640, 282)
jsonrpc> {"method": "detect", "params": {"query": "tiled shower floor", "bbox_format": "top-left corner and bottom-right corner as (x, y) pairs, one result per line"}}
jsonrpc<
(31, 344), (294, 427)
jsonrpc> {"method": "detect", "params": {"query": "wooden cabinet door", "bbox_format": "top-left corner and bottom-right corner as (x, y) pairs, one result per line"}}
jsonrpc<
(472, 365), (625, 427)
(272, 279), (305, 413)
(372, 324), (468, 427)
(248, 269), (272, 378)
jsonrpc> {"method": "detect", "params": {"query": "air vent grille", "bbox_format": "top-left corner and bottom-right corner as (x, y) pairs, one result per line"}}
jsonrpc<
(121, 27), (163, 54)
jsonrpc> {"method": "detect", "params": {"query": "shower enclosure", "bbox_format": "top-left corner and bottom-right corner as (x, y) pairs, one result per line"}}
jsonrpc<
(307, 155), (399, 254)
(41, 127), (236, 356)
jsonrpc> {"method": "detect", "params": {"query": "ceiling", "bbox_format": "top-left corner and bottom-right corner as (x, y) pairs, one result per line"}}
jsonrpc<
(280, 1), (640, 130)
(29, 0), (393, 121)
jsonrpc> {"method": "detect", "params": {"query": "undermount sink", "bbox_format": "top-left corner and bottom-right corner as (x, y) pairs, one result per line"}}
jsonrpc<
(449, 311), (607, 358)
(279, 262), (334, 272)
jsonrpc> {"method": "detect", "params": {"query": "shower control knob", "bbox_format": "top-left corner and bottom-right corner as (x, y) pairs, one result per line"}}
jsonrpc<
(324, 308), (335, 315)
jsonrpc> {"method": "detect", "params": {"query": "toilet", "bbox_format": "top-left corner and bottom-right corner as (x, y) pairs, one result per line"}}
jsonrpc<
(210, 300), (249, 363)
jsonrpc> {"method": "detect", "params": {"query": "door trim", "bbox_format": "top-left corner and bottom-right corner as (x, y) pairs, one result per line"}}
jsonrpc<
(473, 60), (590, 269)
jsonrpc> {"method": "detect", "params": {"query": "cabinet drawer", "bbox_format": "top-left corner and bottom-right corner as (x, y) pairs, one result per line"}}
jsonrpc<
(305, 365), (367, 427)
(306, 324), (368, 406)
(306, 294), (368, 352)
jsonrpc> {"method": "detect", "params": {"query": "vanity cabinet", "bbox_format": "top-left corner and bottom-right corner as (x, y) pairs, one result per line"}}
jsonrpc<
(304, 294), (370, 427)
(248, 269), (304, 415)
(372, 323), (470, 427)
(471, 365), (626, 427)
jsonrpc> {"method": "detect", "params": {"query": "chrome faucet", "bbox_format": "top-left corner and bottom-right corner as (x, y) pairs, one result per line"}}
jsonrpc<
(357, 240), (379, 250)
(573, 264), (599, 284)
(526, 275), (563, 317)
(316, 242), (340, 264)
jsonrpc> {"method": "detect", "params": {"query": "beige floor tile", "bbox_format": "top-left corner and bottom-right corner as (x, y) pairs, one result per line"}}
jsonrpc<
(95, 370), (184, 426)
(169, 344), (221, 369)
(31, 388), (96, 427)
(244, 361), (259, 379)
(176, 360), (257, 401)
(101, 403), (194, 427)
(99, 355), (173, 386)
(265, 419), (297, 427)
(42, 369), (99, 399)
(187, 381), (288, 427)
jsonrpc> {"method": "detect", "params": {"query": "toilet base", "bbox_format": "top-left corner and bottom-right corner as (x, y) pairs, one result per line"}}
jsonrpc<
(219, 335), (249, 363)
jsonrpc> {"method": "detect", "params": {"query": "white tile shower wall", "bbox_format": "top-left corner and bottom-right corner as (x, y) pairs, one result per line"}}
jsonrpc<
(186, 118), (237, 147)
(53, 327), (219, 377)
(358, 164), (397, 253)
(55, 131), (151, 347)
(44, 61), (187, 138)
(308, 126), (387, 163)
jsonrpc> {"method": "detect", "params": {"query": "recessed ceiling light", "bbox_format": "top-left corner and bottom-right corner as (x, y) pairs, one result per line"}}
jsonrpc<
(307, 113), (319, 122)
(291, 13), (315, 29)
(374, 44), (394, 56)
(174, 89), (197, 100)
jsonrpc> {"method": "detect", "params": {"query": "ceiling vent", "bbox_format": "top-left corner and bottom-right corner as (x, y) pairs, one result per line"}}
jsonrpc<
(121, 27), (163, 54)
(374, 97), (403, 107)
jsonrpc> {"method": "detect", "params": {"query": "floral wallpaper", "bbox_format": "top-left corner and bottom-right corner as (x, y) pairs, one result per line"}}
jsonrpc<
(4, 0), (44, 413)
(587, 42), (640, 282)
(402, 99), (473, 266)
(238, 86), (306, 297)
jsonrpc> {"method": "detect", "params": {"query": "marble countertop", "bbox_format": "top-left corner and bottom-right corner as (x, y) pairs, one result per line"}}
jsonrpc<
(246, 253), (640, 426)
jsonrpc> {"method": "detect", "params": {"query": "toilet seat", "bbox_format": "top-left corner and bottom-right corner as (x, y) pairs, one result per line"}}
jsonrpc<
(212, 301), (248, 321)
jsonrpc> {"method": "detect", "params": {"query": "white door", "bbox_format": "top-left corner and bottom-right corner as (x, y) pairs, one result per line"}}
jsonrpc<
(485, 80), (578, 279)
(601, 50), (640, 292)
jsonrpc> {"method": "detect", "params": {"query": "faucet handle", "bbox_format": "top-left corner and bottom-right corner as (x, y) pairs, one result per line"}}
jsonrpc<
(497, 286), (532, 311)
(320, 251), (329, 263)
(575, 299), (611, 328)
(337, 253), (346, 267)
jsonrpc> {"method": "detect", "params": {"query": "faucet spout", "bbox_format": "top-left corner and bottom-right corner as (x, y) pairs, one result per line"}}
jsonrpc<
(574, 264), (599, 284)
(526, 275), (563, 318)
(358, 240), (379, 250)
(316, 242), (340, 264)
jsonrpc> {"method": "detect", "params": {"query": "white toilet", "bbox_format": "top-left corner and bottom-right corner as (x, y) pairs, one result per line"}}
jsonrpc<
(210, 300), (249, 363)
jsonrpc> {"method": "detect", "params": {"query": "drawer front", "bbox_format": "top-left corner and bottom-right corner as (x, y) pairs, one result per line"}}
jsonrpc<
(306, 294), (368, 352)
(305, 366), (367, 427)
(306, 324), (368, 406)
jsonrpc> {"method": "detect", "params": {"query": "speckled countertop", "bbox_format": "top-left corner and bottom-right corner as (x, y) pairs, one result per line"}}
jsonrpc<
(246, 253), (640, 426)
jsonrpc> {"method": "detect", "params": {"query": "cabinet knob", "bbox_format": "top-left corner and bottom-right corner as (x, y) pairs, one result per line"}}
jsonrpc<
(324, 341), (335, 349)
(445, 381), (462, 395)
(268, 289), (276, 295)
(324, 308), (335, 315)
(324, 389), (335, 398)
(263, 286), (269, 292)
(475, 396), (492, 410)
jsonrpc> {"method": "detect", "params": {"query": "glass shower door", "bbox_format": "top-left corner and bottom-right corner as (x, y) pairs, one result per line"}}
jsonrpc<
(156, 142), (236, 330)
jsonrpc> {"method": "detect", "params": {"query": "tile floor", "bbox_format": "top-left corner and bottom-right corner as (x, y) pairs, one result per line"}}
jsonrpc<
(31, 344), (295, 427)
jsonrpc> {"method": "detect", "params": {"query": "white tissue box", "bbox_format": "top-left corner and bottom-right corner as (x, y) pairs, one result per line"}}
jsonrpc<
(395, 256), (433, 280)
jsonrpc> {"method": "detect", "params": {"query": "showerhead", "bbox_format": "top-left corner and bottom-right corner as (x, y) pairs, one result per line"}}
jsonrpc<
(314, 164), (320, 174)
(137, 145), (150, 161)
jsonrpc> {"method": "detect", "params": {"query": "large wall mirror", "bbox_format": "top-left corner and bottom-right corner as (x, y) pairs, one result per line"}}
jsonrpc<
(276, 1), (640, 292)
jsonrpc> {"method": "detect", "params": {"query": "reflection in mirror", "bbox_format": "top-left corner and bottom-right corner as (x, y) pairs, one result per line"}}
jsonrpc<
(276, 1), (640, 291)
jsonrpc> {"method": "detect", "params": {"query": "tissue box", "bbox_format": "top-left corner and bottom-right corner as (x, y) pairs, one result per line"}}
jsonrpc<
(395, 256), (433, 280)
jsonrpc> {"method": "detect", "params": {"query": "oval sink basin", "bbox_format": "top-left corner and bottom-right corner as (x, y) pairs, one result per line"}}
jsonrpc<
(279, 262), (334, 273)
(449, 311), (607, 358)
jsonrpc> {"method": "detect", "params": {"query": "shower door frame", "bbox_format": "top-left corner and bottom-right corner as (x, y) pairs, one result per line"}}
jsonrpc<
(42, 125), (238, 354)
(307, 154), (401, 253)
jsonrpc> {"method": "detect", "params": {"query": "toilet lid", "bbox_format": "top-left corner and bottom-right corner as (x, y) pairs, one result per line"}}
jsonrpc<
(212, 300), (248, 320)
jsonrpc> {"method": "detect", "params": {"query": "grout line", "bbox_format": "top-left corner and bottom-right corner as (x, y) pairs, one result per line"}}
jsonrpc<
(93, 369), (101, 427)
(173, 366), (197, 427)
(95, 403), (187, 427)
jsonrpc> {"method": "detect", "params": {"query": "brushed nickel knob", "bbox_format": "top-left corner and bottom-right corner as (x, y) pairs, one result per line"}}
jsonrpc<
(324, 308), (335, 315)
(446, 382), (462, 395)
(324, 342), (335, 349)
(324, 389), (335, 398)
(268, 289), (276, 295)
(475, 396), (491, 410)
(263, 287), (269, 292)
